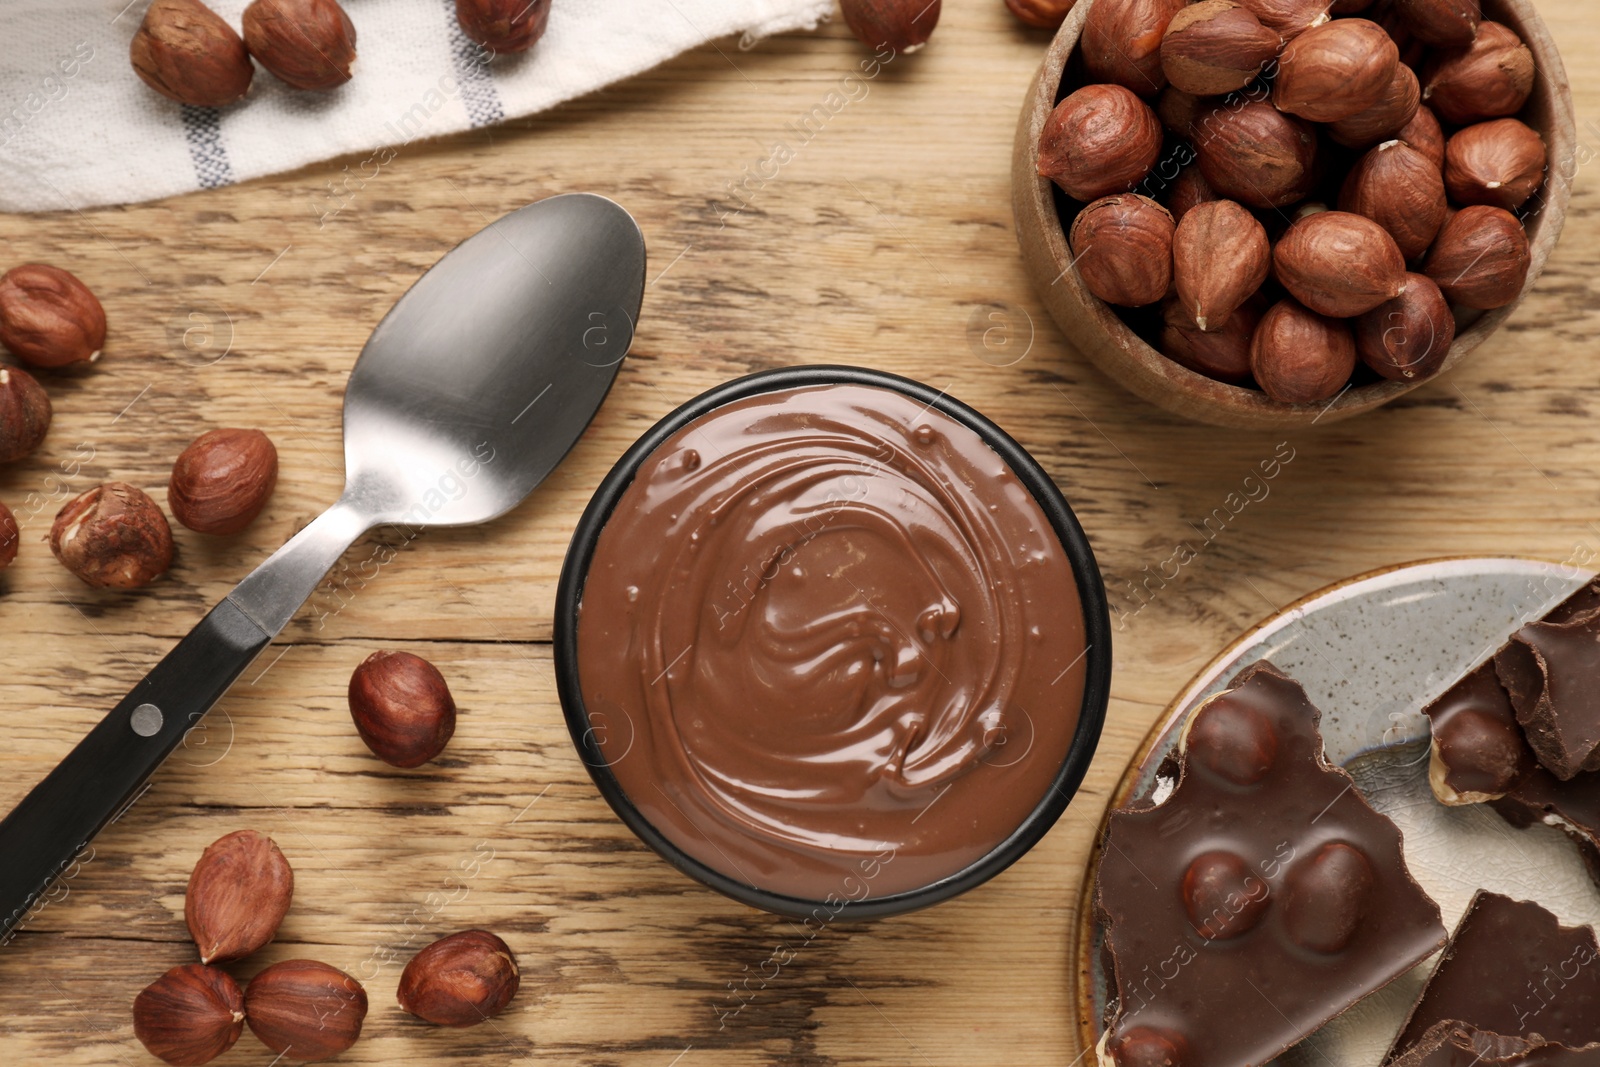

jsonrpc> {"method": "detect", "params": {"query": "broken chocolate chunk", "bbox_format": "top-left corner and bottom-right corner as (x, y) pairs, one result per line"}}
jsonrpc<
(1391, 1021), (1600, 1067)
(1096, 662), (1446, 1067)
(1497, 603), (1600, 780)
(1389, 892), (1600, 1060)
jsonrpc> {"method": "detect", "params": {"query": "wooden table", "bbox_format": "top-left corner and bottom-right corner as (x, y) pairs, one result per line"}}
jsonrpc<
(3, 3), (1597, 1064)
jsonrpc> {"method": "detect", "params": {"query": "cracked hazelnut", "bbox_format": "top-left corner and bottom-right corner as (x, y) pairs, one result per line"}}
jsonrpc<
(1355, 273), (1455, 381)
(169, 428), (278, 535)
(1070, 194), (1175, 308)
(1173, 199), (1270, 331)
(349, 650), (457, 767)
(1083, 0), (1186, 95)
(455, 0), (552, 53)
(0, 264), (106, 369)
(1038, 84), (1163, 202)
(243, 0), (357, 91)
(1444, 118), (1547, 212)
(1160, 1), (1280, 96)
(1422, 21), (1534, 125)
(398, 930), (520, 1027)
(1235, 0), (1329, 39)
(1165, 163), (1218, 222)
(1329, 63), (1420, 149)
(1273, 18), (1399, 123)
(133, 964), (245, 1067)
(1161, 293), (1265, 385)
(131, 0), (254, 108)
(1005, 0), (1076, 29)
(51, 483), (174, 588)
(245, 960), (368, 1062)
(0, 501), (16, 569)
(0, 365), (52, 463)
(1398, 104), (1447, 169)
(186, 829), (294, 964)
(1423, 204), (1530, 309)
(1396, 0), (1480, 47)
(1274, 210), (1408, 317)
(1192, 99), (1318, 209)
(1338, 140), (1448, 261)
(840, 0), (940, 52)
(1250, 299), (1357, 404)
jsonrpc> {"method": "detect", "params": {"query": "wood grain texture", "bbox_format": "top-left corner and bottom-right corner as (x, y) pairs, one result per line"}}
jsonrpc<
(0, 1), (1598, 1064)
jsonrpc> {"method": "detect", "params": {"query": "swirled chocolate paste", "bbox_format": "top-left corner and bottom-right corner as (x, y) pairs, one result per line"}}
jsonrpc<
(576, 384), (1086, 900)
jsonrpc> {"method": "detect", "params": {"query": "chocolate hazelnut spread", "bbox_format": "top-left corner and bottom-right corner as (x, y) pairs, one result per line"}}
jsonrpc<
(574, 383), (1088, 901)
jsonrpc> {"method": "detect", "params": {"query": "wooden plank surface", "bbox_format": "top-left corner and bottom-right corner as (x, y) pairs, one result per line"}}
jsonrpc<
(2, 2), (1599, 1064)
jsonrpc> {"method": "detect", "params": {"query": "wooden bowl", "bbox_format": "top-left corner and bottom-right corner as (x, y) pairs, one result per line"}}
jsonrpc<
(1012, 0), (1575, 429)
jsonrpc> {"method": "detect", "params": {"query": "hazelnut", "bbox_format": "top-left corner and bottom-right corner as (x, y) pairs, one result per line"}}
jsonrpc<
(1282, 842), (1374, 954)
(242, 0), (357, 91)
(1185, 692), (1280, 785)
(1192, 99), (1318, 209)
(398, 930), (520, 1026)
(1183, 850), (1270, 939)
(1422, 21), (1534, 125)
(1355, 274), (1455, 380)
(130, 0), (254, 108)
(1165, 162), (1218, 222)
(0, 500), (16, 569)
(0, 365), (52, 463)
(1444, 118), (1547, 212)
(132, 964), (245, 1067)
(455, 0), (552, 53)
(1160, 1), (1280, 96)
(1109, 1027), (1191, 1067)
(0, 264), (106, 369)
(838, 0), (940, 52)
(1005, 0), (1076, 29)
(1332, 0), (1375, 11)
(1398, 104), (1447, 169)
(51, 483), (174, 589)
(1156, 86), (1205, 137)
(1082, 0), (1187, 95)
(1423, 204), (1530, 309)
(1328, 63), (1420, 149)
(168, 428), (279, 535)
(1037, 85), (1163, 202)
(348, 650), (458, 767)
(245, 960), (368, 1062)
(1173, 199), (1270, 330)
(185, 829), (294, 964)
(1273, 19), (1399, 123)
(1251, 299), (1358, 404)
(1273, 210), (1408, 317)
(1396, 0), (1480, 47)
(1338, 140), (1448, 260)
(1432, 706), (1532, 800)
(1160, 293), (1264, 385)
(1235, 0), (1330, 40)
(1069, 194), (1176, 308)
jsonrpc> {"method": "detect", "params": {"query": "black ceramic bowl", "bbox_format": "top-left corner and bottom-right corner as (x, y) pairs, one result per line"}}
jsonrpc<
(554, 365), (1111, 919)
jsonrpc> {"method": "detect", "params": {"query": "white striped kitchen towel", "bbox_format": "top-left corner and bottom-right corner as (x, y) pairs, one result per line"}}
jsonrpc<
(0, 0), (833, 213)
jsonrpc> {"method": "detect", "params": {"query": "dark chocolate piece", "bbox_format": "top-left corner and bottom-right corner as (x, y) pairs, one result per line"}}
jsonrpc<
(1389, 892), (1600, 1060)
(1497, 604), (1600, 780)
(1424, 662), (1600, 887)
(1392, 1021), (1600, 1067)
(1097, 662), (1446, 1067)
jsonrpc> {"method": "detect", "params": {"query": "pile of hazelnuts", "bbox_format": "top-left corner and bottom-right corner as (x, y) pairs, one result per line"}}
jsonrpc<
(1037, 0), (1546, 404)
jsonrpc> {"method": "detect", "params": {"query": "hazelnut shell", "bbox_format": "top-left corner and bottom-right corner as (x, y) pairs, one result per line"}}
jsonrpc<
(1069, 194), (1176, 308)
(1173, 199), (1270, 331)
(838, 0), (940, 52)
(50, 482), (174, 589)
(1160, 1), (1281, 96)
(1082, 0), (1187, 95)
(455, 0), (552, 53)
(245, 960), (368, 1062)
(243, 0), (357, 91)
(1273, 210), (1409, 317)
(0, 263), (106, 369)
(348, 650), (458, 767)
(1338, 140), (1448, 261)
(398, 929), (521, 1027)
(1444, 118), (1547, 212)
(1192, 99), (1318, 209)
(0, 365), (52, 463)
(1422, 21), (1534, 125)
(1250, 299), (1358, 404)
(1355, 273), (1456, 381)
(130, 0), (254, 108)
(1273, 19), (1400, 123)
(1038, 84), (1163, 202)
(169, 428), (279, 535)
(132, 964), (245, 1067)
(1423, 204), (1530, 309)
(185, 829), (294, 964)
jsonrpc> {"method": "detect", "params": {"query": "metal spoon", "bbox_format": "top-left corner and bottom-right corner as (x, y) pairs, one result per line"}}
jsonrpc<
(0, 193), (646, 941)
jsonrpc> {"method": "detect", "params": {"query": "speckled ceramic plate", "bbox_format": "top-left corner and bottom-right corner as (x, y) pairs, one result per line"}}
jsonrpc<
(1073, 557), (1600, 1067)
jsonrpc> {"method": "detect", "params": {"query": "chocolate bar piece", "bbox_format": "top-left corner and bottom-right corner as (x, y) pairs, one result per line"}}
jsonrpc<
(1425, 663), (1600, 887)
(1096, 662), (1446, 1067)
(1391, 1021), (1600, 1067)
(1497, 588), (1600, 780)
(1389, 892), (1600, 1059)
